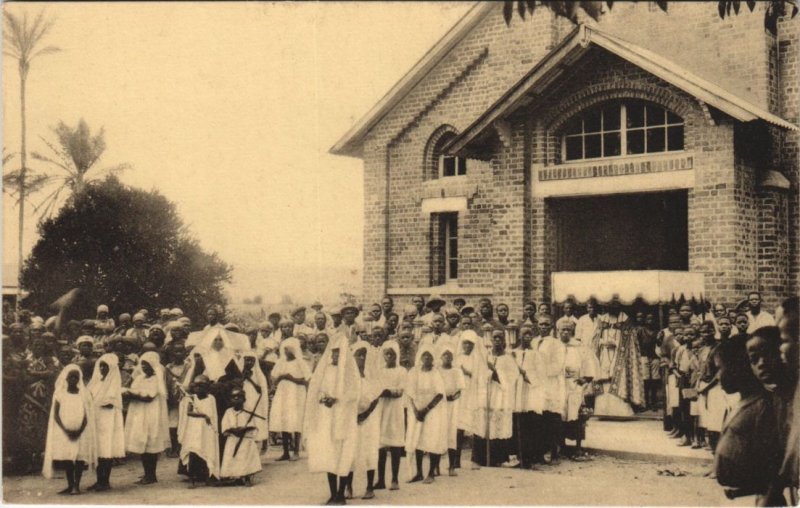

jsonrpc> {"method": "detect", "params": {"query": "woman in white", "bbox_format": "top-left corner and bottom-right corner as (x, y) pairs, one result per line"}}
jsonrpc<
(178, 375), (220, 487)
(375, 340), (407, 491)
(271, 337), (310, 461)
(43, 364), (97, 495)
(87, 354), (125, 491)
(353, 344), (383, 499)
(304, 334), (360, 505)
(123, 351), (170, 485)
(438, 344), (465, 476)
(404, 344), (447, 484)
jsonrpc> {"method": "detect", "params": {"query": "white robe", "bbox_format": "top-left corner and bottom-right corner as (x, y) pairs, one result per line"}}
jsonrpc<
(43, 365), (98, 479)
(178, 394), (220, 479)
(438, 366), (465, 450)
(306, 358), (359, 476)
(270, 357), (310, 433)
(124, 371), (170, 454)
(378, 367), (407, 448)
(563, 341), (597, 422)
(512, 346), (545, 414)
(354, 375), (382, 472)
(473, 354), (519, 440)
(221, 408), (262, 478)
(405, 367), (447, 455)
(88, 354), (126, 459)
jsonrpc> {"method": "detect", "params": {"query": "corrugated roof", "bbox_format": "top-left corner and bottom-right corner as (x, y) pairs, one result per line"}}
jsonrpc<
(329, 2), (496, 158)
(447, 23), (798, 155)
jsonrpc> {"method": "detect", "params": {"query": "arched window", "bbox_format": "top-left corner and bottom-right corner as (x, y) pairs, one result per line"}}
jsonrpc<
(431, 131), (467, 179)
(561, 100), (684, 162)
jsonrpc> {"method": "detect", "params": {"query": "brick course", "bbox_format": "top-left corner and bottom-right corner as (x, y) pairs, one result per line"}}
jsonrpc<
(347, 3), (798, 316)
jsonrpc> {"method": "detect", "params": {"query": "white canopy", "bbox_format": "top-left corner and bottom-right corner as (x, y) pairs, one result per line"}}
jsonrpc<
(551, 270), (705, 305)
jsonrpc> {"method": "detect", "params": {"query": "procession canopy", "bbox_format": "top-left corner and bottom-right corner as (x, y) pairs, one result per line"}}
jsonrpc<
(551, 270), (705, 305)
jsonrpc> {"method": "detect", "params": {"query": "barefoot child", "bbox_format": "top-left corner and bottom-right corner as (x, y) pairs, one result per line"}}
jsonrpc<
(87, 354), (125, 491)
(178, 375), (220, 488)
(353, 344), (383, 499)
(123, 351), (170, 485)
(271, 338), (310, 461)
(375, 341), (407, 491)
(438, 345), (464, 476)
(165, 341), (191, 458)
(404, 346), (446, 484)
(43, 364), (97, 495)
(220, 387), (262, 486)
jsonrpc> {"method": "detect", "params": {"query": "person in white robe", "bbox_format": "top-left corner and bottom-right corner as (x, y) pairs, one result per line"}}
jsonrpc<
(123, 351), (170, 485)
(404, 344), (447, 484)
(220, 387), (261, 485)
(43, 364), (97, 495)
(560, 321), (597, 459)
(271, 337), (310, 460)
(352, 344), (383, 499)
(375, 340), (407, 491)
(240, 352), (270, 445)
(513, 325), (546, 468)
(540, 319), (568, 463)
(304, 334), (361, 505)
(472, 329), (519, 467)
(438, 344), (465, 476)
(178, 375), (220, 487)
(87, 354), (125, 491)
(454, 330), (485, 470)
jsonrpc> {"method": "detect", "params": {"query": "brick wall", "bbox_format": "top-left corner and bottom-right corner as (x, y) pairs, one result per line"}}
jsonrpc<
(354, 3), (797, 314)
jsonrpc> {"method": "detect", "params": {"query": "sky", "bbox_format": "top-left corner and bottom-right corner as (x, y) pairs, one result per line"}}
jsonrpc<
(2, 1), (473, 304)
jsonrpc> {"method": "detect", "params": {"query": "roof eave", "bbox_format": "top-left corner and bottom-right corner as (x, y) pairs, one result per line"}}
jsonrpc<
(329, 2), (497, 158)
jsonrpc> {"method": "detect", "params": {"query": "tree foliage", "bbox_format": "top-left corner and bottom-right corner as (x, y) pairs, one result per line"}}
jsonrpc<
(502, 1), (798, 35)
(21, 176), (232, 324)
(32, 119), (131, 218)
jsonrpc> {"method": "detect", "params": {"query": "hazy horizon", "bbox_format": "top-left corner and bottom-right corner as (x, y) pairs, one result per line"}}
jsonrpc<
(2, 2), (474, 305)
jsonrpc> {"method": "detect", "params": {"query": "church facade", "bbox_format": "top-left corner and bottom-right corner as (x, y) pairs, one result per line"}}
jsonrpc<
(331, 2), (799, 316)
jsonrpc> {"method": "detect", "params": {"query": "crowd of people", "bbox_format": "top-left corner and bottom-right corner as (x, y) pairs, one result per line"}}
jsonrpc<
(1, 291), (797, 506)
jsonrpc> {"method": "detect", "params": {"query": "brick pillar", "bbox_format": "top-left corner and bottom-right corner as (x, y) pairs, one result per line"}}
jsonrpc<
(489, 119), (531, 318)
(362, 141), (388, 304)
(757, 188), (791, 310)
(689, 119), (764, 308)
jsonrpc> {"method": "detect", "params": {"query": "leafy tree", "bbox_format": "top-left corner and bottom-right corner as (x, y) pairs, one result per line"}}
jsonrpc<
(503, 1), (797, 35)
(21, 176), (232, 325)
(32, 118), (131, 218)
(3, 9), (60, 307)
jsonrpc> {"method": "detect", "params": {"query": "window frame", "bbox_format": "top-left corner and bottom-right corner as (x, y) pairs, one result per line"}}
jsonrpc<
(560, 101), (684, 162)
(443, 213), (459, 281)
(439, 153), (467, 178)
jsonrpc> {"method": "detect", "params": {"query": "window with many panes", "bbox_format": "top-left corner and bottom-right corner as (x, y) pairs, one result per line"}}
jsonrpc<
(433, 131), (467, 178)
(444, 213), (458, 280)
(562, 100), (684, 162)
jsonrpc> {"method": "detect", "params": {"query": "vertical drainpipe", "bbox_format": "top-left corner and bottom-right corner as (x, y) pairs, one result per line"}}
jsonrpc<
(384, 143), (392, 299)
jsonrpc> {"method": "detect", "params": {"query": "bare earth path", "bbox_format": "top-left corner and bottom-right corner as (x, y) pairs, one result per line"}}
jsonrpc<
(3, 447), (750, 506)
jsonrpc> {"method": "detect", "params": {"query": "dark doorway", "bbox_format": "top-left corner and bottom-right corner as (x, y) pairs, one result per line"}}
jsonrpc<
(552, 190), (688, 271)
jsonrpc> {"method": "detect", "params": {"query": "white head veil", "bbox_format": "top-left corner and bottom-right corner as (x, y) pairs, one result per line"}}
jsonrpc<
(42, 364), (97, 479)
(88, 353), (123, 408)
(135, 351), (171, 451)
(303, 333), (360, 445)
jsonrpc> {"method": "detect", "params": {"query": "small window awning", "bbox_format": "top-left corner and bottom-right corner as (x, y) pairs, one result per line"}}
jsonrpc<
(552, 270), (705, 305)
(446, 24), (798, 157)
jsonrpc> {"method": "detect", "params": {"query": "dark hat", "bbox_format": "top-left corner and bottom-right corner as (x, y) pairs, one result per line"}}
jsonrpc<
(453, 297), (466, 306)
(460, 306), (475, 316)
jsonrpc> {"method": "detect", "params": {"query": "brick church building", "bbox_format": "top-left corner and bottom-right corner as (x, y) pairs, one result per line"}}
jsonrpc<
(331, 2), (799, 316)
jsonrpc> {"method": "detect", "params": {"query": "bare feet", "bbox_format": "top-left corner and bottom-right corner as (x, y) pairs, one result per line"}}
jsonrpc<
(408, 474), (424, 483)
(422, 476), (434, 484)
(362, 490), (375, 500)
(389, 481), (399, 491)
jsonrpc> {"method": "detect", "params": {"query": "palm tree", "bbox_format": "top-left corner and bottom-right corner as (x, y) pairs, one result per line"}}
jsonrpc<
(32, 119), (131, 218)
(3, 9), (60, 309)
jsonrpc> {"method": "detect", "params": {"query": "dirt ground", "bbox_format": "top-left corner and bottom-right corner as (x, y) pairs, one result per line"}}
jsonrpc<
(2, 447), (752, 506)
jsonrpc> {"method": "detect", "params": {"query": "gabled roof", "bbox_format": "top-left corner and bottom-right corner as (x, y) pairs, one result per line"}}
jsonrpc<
(446, 23), (798, 156)
(329, 2), (496, 158)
